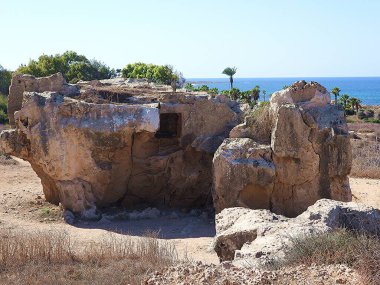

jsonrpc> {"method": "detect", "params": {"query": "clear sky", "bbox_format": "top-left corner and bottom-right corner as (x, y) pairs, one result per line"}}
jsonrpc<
(1, 0), (379, 78)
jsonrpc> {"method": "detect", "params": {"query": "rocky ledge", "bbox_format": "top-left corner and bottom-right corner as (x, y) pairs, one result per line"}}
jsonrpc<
(214, 199), (380, 265)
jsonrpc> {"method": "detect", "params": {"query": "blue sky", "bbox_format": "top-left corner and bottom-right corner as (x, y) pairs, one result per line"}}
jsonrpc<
(1, 0), (379, 78)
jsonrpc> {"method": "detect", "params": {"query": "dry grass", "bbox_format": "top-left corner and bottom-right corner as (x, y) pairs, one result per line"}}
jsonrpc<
(350, 139), (380, 179)
(0, 229), (177, 285)
(348, 123), (380, 137)
(271, 229), (380, 285)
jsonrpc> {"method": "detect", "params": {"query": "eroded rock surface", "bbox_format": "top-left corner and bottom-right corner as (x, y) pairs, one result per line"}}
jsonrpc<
(213, 81), (352, 217)
(7, 73), (78, 126)
(1, 74), (243, 214)
(214, 199), (380, 265)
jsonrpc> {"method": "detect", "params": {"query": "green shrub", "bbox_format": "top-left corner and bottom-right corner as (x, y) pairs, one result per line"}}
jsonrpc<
(121, 62), (184, 86)
(229, 88), (241, 100)
(0, 65), (12, 95)
(207, 88), (219, 95)
(184, 83), (194, 91)
(17, 51), (115, 84)
(0, 94), (8, 124)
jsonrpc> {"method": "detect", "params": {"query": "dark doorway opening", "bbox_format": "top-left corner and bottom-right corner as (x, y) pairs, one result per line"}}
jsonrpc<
(155, 113), (181, 138)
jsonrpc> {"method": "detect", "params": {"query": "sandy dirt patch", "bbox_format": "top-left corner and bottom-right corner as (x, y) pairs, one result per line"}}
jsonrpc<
(0, 158), (379, 266)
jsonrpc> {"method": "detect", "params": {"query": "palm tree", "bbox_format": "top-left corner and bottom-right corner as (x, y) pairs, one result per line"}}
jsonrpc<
(349, 97), (362, 113)
(251, 85), (260, 104)
(331, 87), (341, 105)
(222, 67), (237, 89)
(262, 90), (267, 102)
(339, 94), (350, 109)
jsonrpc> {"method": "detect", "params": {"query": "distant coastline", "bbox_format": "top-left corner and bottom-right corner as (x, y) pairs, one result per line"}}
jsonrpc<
(188, 77), (380, 105)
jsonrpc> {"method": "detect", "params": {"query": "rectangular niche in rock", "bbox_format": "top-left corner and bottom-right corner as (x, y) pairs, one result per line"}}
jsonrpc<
(155, 113), (182, 138)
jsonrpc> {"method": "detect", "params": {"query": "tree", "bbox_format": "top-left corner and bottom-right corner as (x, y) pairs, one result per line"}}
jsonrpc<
(239, 91), (251, 103)
(222, 67), (237, 89)
(349, 97), (362, 113)
(229, 88), (240, 100)
(207, 88), (219, 96)
(121, 63), (184, 87)
(262, 90), (267, 102)
(0, 93), (8, 123)
(17, 51), (115, 83)
(339, 94), (350, 109)
(251, 85), (260, 104)
(198, 85), (209, 92)
(0, 65), (12, 95)
(331, 87), (341, 105)
(184, 83), (194, 92)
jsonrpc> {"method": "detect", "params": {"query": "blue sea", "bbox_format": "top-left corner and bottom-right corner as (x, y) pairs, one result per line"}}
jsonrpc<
(188, 77), (380, 105)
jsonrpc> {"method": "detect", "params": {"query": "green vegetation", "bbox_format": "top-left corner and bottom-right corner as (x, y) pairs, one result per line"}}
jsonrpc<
(17, 51), (115, 84)
(331, 87), (341, 105)
(121, 62), (184, 87)
(207, 88), (219, 96)
(222, 67), (237, 89)
(262, 90), (267, 102)
(349, 97), (362, 113)
(271, 229), (380, 285)
(251, 85), (260, 104)
(339, 94), (350, 109)
(184, 83), (194, 91)
(0, 65), (12, 95)
(0, 94), (8, 124)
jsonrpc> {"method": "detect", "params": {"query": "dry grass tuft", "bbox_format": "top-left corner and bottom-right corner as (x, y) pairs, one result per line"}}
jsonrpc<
(0, 229), (177, 285)
(350, 139), (380, 179)
(271, 229), (380, 285)
(348, 123), (380, 137)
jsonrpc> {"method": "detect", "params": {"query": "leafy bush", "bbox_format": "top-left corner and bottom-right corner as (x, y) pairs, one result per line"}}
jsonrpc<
(0, 93), (8, 124)
(184, 83), (194, 91)
(121, 62), (184, 86)
(17, 51), (115, 84)
(229, 88), (241, 100)
(0, 65), (12, 95)
(207, 88), (219, 95)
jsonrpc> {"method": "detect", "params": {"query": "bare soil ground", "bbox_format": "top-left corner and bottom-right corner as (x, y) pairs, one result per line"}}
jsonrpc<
(0, 158), (379, 284)
(0, 158), (219, 264)
(1, 159), (379, 261)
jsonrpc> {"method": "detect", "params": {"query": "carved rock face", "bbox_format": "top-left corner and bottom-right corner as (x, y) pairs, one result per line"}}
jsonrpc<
(1, 74), (243, 214)
(213, 81), (352, 217)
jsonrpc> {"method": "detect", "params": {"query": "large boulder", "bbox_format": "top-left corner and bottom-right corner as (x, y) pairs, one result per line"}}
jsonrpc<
(1, 92), (159, 213)
(1, 75), (243, 215)
(214, 199), (380, 266)
(213, 81), (352, 217)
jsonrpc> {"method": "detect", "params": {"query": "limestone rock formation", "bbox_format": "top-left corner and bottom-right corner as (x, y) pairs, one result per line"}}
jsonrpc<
(7, 73), (79, 126)
(213, 81), (352, 217)
(214, 199), (380, 265)
(1, 74), (243, 215)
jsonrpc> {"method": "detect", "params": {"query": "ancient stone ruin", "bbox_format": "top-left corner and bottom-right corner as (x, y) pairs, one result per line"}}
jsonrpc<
(1, 74), (244, 215)
(0, 75), (352, 218)
(213, 81), (352, 217)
